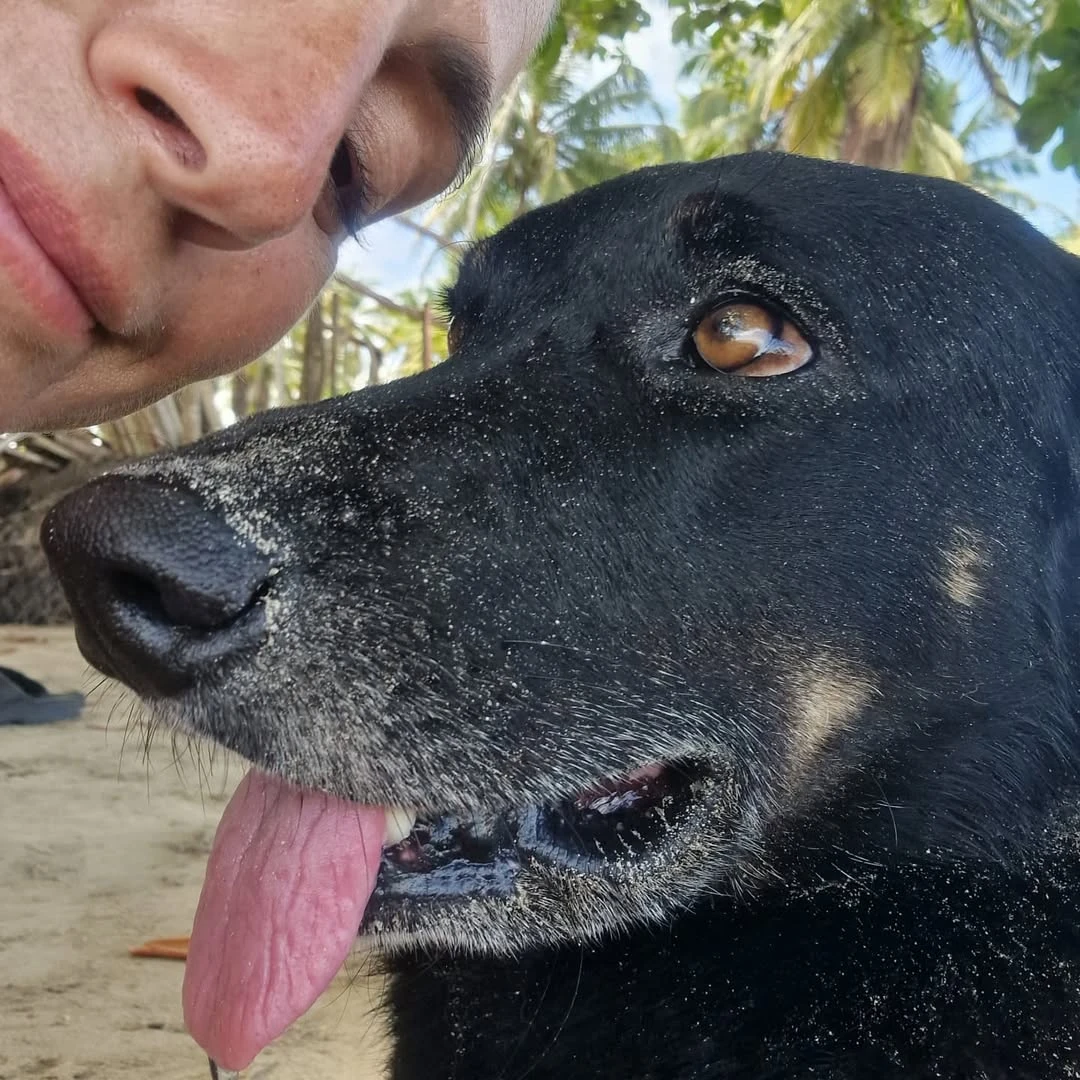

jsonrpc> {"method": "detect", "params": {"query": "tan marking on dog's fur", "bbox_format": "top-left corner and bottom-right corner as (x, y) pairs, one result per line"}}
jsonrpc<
(786, 657), (879, 780)
(940, 527), (991, 608)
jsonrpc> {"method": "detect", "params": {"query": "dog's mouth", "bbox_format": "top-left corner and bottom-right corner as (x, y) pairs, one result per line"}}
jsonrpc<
(365, 761), (693, 928)
(181, 756), (711, 1071)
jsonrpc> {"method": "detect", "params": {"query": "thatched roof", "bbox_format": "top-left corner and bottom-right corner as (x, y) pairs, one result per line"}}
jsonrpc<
(0, 431), (120, 625)
(0, 430), (115, 491)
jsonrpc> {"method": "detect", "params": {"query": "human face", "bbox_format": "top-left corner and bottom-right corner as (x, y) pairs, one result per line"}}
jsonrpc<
(1, 0), (555, 431)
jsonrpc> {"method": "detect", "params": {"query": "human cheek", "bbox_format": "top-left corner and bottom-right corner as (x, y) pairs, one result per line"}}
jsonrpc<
(20, 225), (334, 430)
(160, 230), (336, 386)
(483, 0), (558, 90)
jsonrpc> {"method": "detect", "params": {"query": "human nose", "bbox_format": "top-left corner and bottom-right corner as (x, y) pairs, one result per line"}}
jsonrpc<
(87, 11), (374, 247)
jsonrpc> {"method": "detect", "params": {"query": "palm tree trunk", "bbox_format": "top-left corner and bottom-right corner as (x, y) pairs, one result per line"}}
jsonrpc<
(421, 303), (434, 371)
(198, 380), (224, 433)
(177, 384), (202, 444)
(300, 301), (326, 403)
(329, 292), (340, 397)
(840, 56), (924, 170)
(232, 368), (251, 421)
(253, 359), (272, 414)
(272, 345), (288, 407)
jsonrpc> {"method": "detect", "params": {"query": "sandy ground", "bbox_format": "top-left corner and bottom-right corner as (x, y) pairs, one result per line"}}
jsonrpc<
(0, 625), (390, 1080)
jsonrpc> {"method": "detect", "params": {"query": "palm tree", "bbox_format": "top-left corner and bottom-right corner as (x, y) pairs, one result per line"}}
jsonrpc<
(906, 66), (1040, 207)
(425, 50), (669, 239)
(683, 0), (1048, 174)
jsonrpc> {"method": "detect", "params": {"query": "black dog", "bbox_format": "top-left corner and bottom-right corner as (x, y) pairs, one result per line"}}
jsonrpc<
(43, 152), (1080, 1078)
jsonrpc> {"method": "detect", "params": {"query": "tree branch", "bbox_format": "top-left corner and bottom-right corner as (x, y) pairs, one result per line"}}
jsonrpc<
(396, 216), (461, 248)
(332, 273), (426, 320)
(963, 0), (1021, 112)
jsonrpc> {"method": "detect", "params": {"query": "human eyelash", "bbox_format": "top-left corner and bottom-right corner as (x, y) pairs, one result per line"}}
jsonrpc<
(329, 138), (373, 238)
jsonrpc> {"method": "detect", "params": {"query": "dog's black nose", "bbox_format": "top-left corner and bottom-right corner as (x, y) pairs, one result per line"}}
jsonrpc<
(41, 477), (270, 697)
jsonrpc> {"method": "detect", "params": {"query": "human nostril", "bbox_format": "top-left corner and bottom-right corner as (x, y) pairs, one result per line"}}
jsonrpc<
(88, 17), (342, 245)
(134, 86), (182, 127)
(131, 85), (206, 169)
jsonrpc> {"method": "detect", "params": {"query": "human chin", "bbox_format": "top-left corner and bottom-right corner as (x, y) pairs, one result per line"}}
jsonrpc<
(0, 335), (152, 431)
(0, 327), (91, 430)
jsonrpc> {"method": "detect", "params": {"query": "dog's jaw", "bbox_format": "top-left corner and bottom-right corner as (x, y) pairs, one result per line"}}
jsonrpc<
(360, 756), (749, 956)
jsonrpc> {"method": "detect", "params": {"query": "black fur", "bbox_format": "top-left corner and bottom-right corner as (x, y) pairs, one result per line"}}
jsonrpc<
(390, 854), (1080, 1078)
(44, 153), (1080, 1077)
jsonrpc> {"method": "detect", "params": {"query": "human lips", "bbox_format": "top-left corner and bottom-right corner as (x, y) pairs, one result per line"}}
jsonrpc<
(0, 132), (120, 342)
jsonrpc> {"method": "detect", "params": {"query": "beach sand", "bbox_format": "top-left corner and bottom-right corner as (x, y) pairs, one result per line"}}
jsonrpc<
(0, 625), (388, 1080)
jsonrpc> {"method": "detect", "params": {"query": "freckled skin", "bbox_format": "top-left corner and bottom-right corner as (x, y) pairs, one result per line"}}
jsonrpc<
(1, 0), (555, 430)
(47, 153), (1080, 1077)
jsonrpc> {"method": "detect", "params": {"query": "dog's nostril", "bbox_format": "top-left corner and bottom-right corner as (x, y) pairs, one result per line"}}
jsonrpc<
(110, 569), (170, 625)
(41, 476), (272, 697)
(108, 565), (265, 631)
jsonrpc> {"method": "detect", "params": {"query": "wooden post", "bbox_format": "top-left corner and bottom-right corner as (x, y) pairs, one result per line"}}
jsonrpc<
(329, 291), (340, 398)
(421, 303), (434, 371)
(301, 301), (326, 403)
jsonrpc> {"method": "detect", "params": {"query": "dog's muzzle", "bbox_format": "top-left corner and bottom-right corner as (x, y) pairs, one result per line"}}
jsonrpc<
(41, 476), (270, 698)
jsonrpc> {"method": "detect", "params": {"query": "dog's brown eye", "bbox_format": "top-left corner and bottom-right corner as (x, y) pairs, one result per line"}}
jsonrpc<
(692, 302), (813, 377)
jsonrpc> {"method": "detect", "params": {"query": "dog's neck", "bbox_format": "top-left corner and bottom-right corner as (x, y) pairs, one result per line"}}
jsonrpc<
(383, 839), (1080, 1079)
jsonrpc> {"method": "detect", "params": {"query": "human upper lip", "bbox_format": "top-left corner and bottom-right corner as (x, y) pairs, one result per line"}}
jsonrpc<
(0, 132), (123, 335)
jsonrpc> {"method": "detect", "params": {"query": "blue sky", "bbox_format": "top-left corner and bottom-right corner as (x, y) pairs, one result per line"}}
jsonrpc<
(341, 2), (1079, 295)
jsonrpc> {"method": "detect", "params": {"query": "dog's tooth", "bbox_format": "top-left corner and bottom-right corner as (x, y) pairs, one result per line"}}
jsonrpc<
(383, 806), (418, 848)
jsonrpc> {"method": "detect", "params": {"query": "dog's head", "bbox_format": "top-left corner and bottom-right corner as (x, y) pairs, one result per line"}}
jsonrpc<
(45, 153), (1080, 960)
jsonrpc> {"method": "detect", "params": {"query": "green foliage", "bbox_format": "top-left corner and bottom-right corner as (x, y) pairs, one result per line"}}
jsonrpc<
(540, 0), (652, 63)
(212, 0), (1075, 436)
(282, 0), (1075, 412)
(423, 49), (668, 239)
(1017, 0), (1080, 175)
(672, 1), (784, 47)
(671, 0), (1077, 176)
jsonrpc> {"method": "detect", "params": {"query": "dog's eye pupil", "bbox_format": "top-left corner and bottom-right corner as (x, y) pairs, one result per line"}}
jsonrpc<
(693, 302), (813, 377)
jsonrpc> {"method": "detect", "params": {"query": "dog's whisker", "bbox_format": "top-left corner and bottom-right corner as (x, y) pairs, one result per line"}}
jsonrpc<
(500, 638), (618, 662)
(114, 698), (139, 777)
(516, 672), (629, 696)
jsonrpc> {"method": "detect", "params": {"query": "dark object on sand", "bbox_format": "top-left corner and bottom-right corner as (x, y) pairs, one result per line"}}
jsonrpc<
(0, 666), (83, 725)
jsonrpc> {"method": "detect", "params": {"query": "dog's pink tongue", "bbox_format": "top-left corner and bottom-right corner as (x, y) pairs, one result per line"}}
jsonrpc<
(182, 769), (385, 1071)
